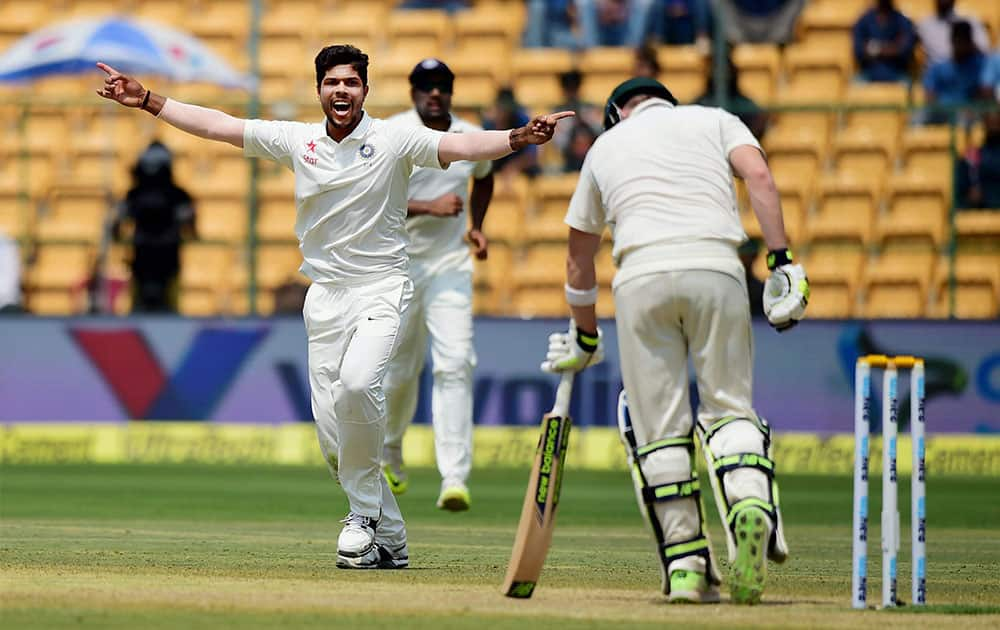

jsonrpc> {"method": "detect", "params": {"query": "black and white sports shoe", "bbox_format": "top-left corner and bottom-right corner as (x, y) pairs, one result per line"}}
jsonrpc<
(336, 512), (379, 569)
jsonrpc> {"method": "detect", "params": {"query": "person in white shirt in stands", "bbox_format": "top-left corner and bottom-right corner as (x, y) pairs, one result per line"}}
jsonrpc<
(95, 45), (572, 569)
(540, 77), (807, 604)
(381, 59), (493, 511)
(916, 0), (991, 66)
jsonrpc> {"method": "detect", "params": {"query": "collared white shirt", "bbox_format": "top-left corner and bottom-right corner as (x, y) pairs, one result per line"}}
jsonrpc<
(565, 99), (761, 286)
(244, 112), (446, 284)
(917, 14), (991, 66)
(388, 109), (491, 268)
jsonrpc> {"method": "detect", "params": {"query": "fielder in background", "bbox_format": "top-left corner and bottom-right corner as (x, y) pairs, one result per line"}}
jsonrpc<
(382, 59), (494, 511)
(96, 45), (571, 570)
(540, 77), (809, 604)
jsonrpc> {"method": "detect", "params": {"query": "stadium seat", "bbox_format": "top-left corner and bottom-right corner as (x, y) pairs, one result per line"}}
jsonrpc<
(765, 112), (832, 164)
(132, 0), (190, 26)
(261, 0), (319, 38)
(732, 44), (780, 105)
(580, 47), (634, 105)
(259, 35), (315, 101)
(448, 56), (499, 110)
(511, 286), (569, 318)
(366, 49), (418, 109)
(180, 152), (249, 199)
(483, 175), (529, 244)
(511, 49), (575, 110)
(187, 0), (251, 39)
(256, 198), (297, 242)
(387, 9), (451, 58)
(0, 1), (50, 37)
(512, 242), (566, 291)
(810, 174), (880, 244)
(797, 0), (866, 52)
(880, 187), (948, 246)
(804, 240), (866, 318)
(775, 75), (844, 107)
(955, 209), (1000, 243)
(958, 0), (1000, 40)
(253, 243), (305, 291)
(783, 43), (852, 93)
(453, 4), (524, 63)
(930, 254), (1000, 318)
(896, 0), (935, 21)
(526, 174), (577, 242)
(25, 243), (94, 314)
(317, 10), (380, 54)
(196, 196), (248, 243)
(67, 0), (120, 18)
(473, 240), (513, 315)
(179, 242), (233, 291)
(657, 45), (707, 103)
(36, 186), (114, 244)
(860, 244), (936, 318)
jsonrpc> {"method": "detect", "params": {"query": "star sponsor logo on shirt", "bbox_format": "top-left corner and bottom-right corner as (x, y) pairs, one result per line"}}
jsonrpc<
(302, 140), (318, 165)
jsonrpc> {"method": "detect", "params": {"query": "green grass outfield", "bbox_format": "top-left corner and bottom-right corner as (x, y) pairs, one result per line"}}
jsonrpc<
(1, 464), (998, 629)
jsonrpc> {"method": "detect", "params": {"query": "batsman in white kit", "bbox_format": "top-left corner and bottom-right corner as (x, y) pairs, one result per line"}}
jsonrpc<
(382, 59), (494, 511)
(95, 45), (572, 569)
(541, 78), (809, 603)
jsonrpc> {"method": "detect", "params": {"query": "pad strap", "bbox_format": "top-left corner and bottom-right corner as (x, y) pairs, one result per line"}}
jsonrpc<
(635, 436), (694, 458)
(642, 476), (700, 504)
(702, 415), (771, 451)
(727, 497), (778, 528)
(662, 536), (712, 566)
(714, 453), (775, 478)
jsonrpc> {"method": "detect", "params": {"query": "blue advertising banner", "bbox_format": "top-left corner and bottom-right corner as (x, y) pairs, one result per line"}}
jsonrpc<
(0, 317), (997, 434)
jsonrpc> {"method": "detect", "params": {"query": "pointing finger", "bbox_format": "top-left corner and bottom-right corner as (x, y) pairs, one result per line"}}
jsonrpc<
(544, 111), (575, 123)
(96, 62), (119, 78)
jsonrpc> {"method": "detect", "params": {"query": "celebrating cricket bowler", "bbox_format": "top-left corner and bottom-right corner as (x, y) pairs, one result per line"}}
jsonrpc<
(540, 77), (808, 603)
(96, 44), (571, 570)
(381, 59), (494, 511)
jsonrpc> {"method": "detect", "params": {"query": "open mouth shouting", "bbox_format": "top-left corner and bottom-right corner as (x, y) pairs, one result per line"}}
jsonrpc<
(330, 98), (352, 121)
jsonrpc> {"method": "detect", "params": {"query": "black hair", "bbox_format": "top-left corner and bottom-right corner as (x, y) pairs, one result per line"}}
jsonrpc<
(950, 20), (973, 42)
(315, 44), (369, 88)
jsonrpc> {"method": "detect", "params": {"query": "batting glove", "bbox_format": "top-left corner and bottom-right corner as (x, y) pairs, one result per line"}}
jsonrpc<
(541, 319), (605, 373)
(763, 248), (809, 333)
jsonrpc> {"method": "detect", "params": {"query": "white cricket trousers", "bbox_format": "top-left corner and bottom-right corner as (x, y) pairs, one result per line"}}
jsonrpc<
(614, 269), (770, 574)
(383, 264), (476, 485)
(303, 275), (413, 545)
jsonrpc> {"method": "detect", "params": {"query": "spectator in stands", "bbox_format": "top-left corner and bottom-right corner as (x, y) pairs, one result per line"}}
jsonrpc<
(923, 21), (987, 124)
(633, 43), (662, 78)
(482, 87), (540, 177)
(552, 70), (603, 170)
(398, 0), (470, 11)
(982, 47), (1000, 101)
(0, 232), (22, 314)
(956, 110), (1000, 209)
(563, 121), (600, 172)
(853, 0), (917, 83)
(113, 141), (196, 313)
(711, 0), (805, 44)
(577, 0), (631, 46)
(524, 1), (585, 48)
(696, 55), (768, 138)
(916, 0), (990, 66)
(627, 0), (711, 47)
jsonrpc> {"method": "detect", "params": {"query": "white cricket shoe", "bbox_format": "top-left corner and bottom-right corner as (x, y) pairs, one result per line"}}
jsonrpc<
(336, 512), (379, 569)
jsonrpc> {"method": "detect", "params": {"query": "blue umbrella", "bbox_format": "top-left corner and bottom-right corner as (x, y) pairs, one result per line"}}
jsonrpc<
(0, 16), (254, 88)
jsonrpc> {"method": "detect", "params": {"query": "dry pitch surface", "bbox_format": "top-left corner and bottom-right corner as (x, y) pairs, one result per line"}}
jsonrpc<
(1, 464), (998, 629)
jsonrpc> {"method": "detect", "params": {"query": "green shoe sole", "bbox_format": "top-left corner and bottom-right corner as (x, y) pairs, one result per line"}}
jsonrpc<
(382, 465), (408, 495)
(730, 506), (768, 605)
(437, 487), (470, 512)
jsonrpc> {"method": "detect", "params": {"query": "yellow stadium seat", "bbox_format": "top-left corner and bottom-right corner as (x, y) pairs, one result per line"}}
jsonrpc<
(483, 175), (529, 244)
(656, 45), (707, 102)
(256, 198), (297, 242)
(732, 44), (780, 105)
(512, 242), (566, 290)
(67, 0), (120, 18)
(257, 162), (295, 199)
(880, 189), (948, 247)
(804, 240), (866, 317)
(797, 0), (866, 51)
(473, 241), (513, 315)
(180, 152), (249, 199)
(862, 279), (927, 318)
(956, 209), (1000, 242)
(259, 35), (314, 101)
(527, 173), (577, 240)
(28, 290), (87, 316)
(810, 174), (881, 244)
(366, 50), (417, 109)
(901, 125), (951, 164)
(453, 4), (523, 65)
(188, 0), (251, 39)
(580, 47), (634, 104)
(317, 10), (380, 53)
(510, 49), (575, 110)
(261, 0), (320, 38)
(958, 0), (1000, 40)
(178, 288), (221, 317)
(448, 56), (499, 109)
(254, 243), (305, 290)
(180, 242), (233, 290)
(783, 43), (852, 92)
(21, 111), (68, 157)
(196, 196), (247, 243)
(26, 243), (94, 289)
(765, 112), (833, 164)
(36, 186), (113, 243)
(931, 254), (1000, 318)
(860, 244), (936, 317)
(132, 0), (190, 26)
(0, 1), (51, 35)
(596, 286), (616, 319)
(841, 82), (908, 132)
(387, 9), (450, 58)
(896, 0), (935, 21)
(775, 75), (844, 106)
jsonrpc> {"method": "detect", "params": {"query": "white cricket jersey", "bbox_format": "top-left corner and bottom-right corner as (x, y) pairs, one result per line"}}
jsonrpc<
(243, 112), (446, 284)
(565, 99), (761, 288)
(388, 109), (491, 270)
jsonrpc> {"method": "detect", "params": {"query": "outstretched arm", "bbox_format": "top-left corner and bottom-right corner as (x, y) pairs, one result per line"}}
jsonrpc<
(95, 62), (246, 148)
(438, 111), (574, 164)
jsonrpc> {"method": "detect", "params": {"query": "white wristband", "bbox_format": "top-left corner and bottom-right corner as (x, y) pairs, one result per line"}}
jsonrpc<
(565, 283), (598, 306)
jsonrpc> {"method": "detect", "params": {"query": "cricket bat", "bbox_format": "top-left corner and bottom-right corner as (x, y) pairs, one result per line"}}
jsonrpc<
(502, 371), (574, 598)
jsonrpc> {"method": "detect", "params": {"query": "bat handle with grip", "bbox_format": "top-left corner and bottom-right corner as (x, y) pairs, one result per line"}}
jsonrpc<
(550, 371), (574, 417)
